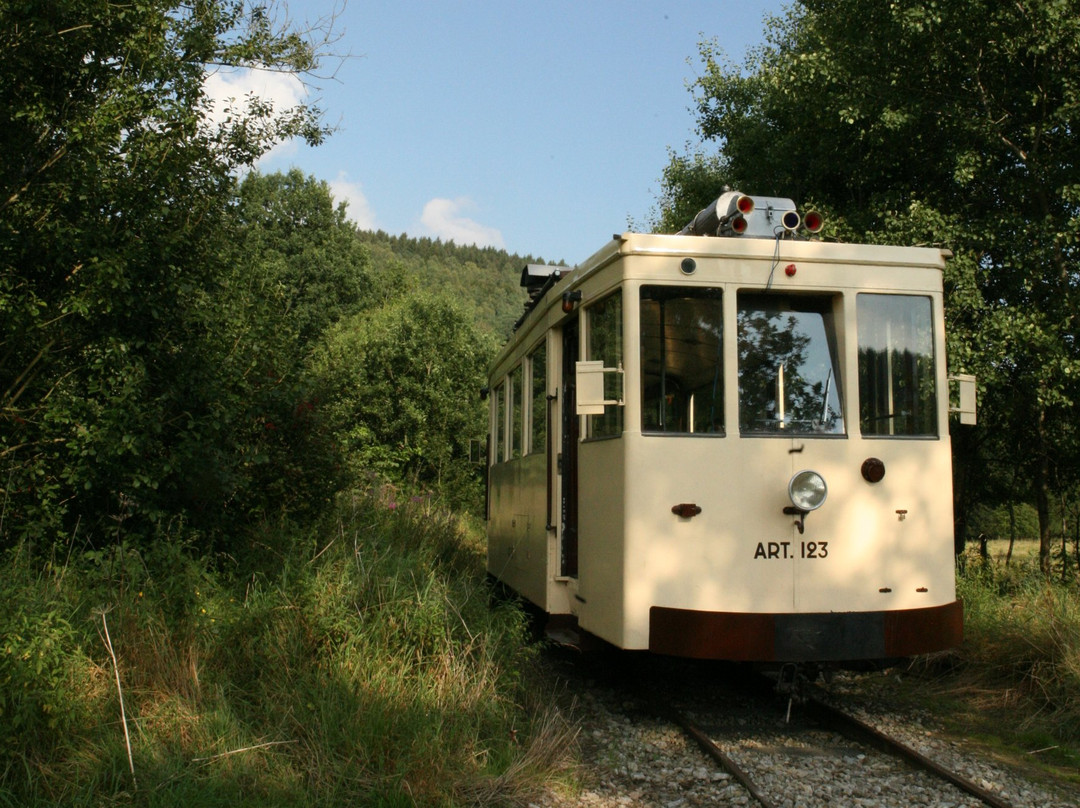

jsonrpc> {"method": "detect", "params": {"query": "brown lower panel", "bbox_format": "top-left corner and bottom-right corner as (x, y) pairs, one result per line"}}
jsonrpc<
(650, 600), (963, 662)
(883, 599), (964, 656)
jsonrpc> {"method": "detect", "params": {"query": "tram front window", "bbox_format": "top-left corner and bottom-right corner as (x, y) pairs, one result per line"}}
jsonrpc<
(857, 294), (936, 436)
(737, 293), (844, 435)
(640, 286), (724, 434)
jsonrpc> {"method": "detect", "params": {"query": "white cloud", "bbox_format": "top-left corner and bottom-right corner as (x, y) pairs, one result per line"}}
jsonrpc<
(328, 172), (377, 230)
(201, 67), (308, 165)
(419, 197), (505, 248)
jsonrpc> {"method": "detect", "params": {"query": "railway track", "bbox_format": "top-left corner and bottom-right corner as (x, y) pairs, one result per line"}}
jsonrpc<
(661, 678), (1017, 808)
(538, 655), (1075, 808)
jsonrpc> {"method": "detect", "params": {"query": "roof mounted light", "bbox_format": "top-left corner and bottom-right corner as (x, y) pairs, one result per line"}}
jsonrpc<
(679, 192), (820, 239)
(803, 210), (824, 234)
(721, 213), (748, 235)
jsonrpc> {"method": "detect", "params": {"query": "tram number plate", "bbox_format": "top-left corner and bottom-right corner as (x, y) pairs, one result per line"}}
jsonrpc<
(754, 541), (829, 560)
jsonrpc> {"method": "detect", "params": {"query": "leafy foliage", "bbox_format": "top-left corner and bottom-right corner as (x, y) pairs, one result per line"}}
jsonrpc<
(0, 2), (330, 550)
(310, 291), (497, 511)
(231, 170), (373, 344)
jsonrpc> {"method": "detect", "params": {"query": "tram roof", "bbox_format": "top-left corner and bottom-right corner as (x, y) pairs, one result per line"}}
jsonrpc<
(496, 231), (948, 370)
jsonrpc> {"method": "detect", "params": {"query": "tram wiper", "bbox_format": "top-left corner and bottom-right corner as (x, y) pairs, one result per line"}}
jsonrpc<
(820, 368), (833, 426)
(776, 362), (786, 428)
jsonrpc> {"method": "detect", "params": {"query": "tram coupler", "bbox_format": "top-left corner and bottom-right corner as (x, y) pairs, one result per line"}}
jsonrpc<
(775, 663), (814, 722)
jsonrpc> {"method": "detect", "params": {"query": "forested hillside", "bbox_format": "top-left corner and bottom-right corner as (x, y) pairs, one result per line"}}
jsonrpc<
(355, 229), (550, 340)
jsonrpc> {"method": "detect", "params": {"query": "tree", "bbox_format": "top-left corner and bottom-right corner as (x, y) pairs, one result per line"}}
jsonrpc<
(310, 291), (496, 511)
(0, 1), (333, 548)
(659, 0), (1080, 572)
(232, 170), (372, 345)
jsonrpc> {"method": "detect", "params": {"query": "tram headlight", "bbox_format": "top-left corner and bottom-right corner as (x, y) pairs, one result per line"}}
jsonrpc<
(788, 470), (827, 512)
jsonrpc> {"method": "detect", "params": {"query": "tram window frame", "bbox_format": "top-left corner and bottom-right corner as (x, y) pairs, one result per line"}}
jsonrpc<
(640, 285), (725, 436)
(510, 364), (523, 459)
(492, 381), (506, 463)
(736, 292), (846, 436)
(857, 293), (937, 438)
(585, 290), (623, 440)
(527, 342), (547, 455)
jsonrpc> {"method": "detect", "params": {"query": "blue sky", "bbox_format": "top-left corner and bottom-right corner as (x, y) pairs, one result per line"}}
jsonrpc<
(211, 1), (785, 265)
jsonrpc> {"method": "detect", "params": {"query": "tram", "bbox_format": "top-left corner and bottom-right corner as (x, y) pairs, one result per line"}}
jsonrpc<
(486, 192), (976, 663)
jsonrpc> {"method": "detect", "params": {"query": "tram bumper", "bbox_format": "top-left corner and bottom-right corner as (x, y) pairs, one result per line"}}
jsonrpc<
(648, 601), (963, 662)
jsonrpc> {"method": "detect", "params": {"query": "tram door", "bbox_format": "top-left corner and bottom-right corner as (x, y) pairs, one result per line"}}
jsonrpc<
(560, 317), (579, 577)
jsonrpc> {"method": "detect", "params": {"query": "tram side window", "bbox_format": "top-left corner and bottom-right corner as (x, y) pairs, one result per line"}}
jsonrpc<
(528, 343), (547, 455)
(640, 286), (724, 434)
(510, 365), (523, 459)
(493, 381), (506, 463)
(737, 293), (844, 435)
(857, 294), (936, 437)
(586, 291), (623, 438)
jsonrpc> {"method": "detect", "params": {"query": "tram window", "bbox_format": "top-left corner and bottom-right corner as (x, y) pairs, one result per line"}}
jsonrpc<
(857, 294), (937, 437)
(640, 286), (724, 434)
(737, 293), (844, 435)
(493, 381), (506, 463)
(510, 365), (523, 459)
(528, 343), (547, 454)
(586, 291), (623, 438)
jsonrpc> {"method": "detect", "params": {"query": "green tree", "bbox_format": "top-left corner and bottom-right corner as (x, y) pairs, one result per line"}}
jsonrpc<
(310, 291), (495, 511)
(659, 0), (1080, 572)
(0, 1), (331, 548)
(232, 170), (372, 344)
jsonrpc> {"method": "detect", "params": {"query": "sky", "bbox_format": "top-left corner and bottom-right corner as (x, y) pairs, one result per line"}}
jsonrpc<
(206, 0), (786, 265)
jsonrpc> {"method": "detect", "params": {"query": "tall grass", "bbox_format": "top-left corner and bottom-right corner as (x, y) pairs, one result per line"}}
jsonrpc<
(954, 549), (1080, 742)
(0, 487), (574, 806)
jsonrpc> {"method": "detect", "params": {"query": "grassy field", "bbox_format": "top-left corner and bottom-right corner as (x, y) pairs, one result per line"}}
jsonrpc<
(0, 489), (575, 807)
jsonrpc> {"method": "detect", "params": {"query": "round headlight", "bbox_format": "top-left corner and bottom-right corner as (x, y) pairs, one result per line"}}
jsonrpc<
(789, 470), (827, 512)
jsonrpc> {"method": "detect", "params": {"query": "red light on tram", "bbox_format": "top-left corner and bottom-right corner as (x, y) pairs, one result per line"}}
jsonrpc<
(803, 210), (824, 233)
(784, 263), (797, 277)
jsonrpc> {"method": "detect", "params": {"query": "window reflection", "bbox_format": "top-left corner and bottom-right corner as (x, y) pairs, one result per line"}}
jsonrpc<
(738, 294), (844, 435)
(493, 382), (505, 462)
(528, 343), (546, 454)
(510, 365), (523, 459)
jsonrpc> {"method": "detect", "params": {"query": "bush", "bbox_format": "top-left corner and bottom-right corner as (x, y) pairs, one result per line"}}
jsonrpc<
(0, 550), (104, 756)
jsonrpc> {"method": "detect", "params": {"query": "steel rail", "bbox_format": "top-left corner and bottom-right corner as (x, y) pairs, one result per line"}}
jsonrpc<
(670, 709), (778, 808)
(802, 691), (1016, 808)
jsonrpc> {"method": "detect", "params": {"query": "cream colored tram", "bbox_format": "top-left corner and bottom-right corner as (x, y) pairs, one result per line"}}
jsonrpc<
(486, 193), (975, 663)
